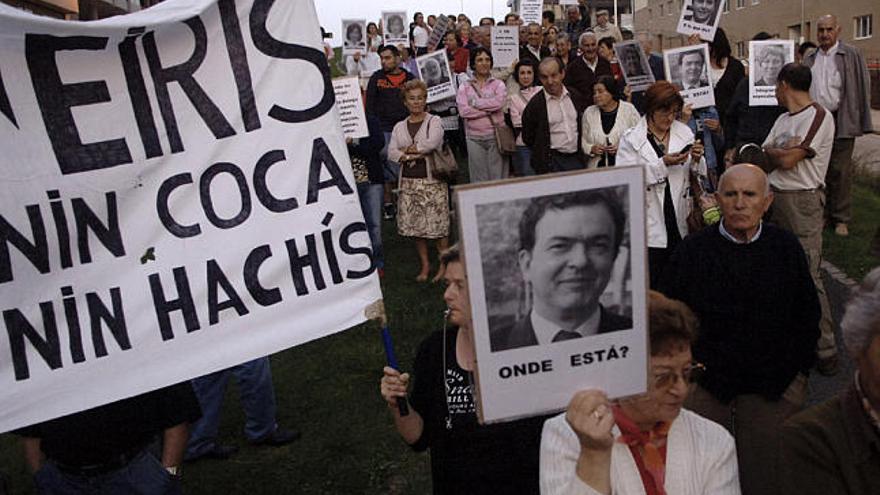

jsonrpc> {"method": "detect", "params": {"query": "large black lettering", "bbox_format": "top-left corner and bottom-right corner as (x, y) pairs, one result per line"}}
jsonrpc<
(4, 303), (62, 381)
(218, 0), (260, 132)
(199, 162), (251, 229)
(86, 287), (130, 358)
(148, 267), (200, 340)
(0, 68), (17, 128)
(142, 17), (235, 153)
(25, 34), (133, 175)
(118, 28), (162, 159)
(243, 244), (282, 306)
(339, 222), (373, 279)
(306, 138), (353, 204)
(253, 149), (297, 212)
(284, 234), (325, 296)
(72, 192), (125, 263)
(249, 0), (334, 123)
(0, 205), (49, 284)
(156, 173), (201, 238)
(206, 259), (249, 325)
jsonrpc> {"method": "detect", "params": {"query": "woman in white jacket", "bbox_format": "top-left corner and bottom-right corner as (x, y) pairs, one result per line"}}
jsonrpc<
(616, 81), (706, 287)
(388, 80), (449, 282)
(581, 76), (641, 169)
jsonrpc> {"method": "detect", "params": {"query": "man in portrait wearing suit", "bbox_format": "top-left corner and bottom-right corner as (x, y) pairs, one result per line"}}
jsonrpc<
(490, 189), (632, 352)
(680, 49), (709, 90)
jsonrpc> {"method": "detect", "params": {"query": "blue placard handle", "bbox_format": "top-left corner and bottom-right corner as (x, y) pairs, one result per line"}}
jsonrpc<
(382, 326), (409, 416)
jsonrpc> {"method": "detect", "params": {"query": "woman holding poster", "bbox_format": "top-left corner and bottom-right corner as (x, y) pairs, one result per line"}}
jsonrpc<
(387, 80), (449, 282)
(616, 82), (706, 287)
(541, 291), (741, 495)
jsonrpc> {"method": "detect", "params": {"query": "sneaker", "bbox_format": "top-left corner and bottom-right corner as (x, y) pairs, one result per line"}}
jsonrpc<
(383, 203), (396, 220)
(816, 355), (840, 377)
(834, 223), (849, 237)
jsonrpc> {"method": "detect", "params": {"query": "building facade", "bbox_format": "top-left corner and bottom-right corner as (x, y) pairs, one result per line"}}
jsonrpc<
(633, 0), (878, 62)
(2, 0), (161, 20)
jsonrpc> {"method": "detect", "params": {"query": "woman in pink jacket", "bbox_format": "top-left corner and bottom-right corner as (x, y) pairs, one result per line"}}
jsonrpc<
(456, 47), (508, 182)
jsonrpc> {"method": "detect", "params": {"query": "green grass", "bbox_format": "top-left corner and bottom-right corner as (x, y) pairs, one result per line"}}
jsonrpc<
(0, 219), (444, 494)
(822, 182), (880, 280)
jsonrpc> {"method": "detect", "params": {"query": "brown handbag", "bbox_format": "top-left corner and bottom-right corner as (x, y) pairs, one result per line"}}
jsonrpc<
(427, 118), (459, 181)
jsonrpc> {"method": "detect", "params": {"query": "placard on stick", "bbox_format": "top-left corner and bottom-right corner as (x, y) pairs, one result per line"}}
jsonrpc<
(417, 51), (456, 103)
(749, 40), (794, 106)
(342, 19), (367, 56)
(455, 167), (649, 424)
(492, 26), (520, 69)
(664, 44), (715, 109)
(519, 0), (542, 25)
(382, 11), (408, 45)
(615, 40), (655, 92)
(676, 0), (725, 42)
(332, 76), (369, 138)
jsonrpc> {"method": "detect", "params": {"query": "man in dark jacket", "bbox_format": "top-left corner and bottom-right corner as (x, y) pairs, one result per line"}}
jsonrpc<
(563, 32), (613, 108)
(522, 58), (588, 174)
(364, 45), (415, 218)
(519, 23), (550, 68)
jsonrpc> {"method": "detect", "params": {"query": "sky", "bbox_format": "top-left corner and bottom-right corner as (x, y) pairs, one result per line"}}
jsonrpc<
(314, 0), (508, 47)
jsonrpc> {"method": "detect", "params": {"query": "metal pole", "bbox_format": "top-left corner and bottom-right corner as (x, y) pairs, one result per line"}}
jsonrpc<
(799, 0), (805, 44)
(614, 0), (618, 27)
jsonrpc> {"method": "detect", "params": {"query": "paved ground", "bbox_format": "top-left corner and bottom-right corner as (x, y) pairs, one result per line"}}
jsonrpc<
(806, 270), (857, 405)
(852, 109), (880, 177)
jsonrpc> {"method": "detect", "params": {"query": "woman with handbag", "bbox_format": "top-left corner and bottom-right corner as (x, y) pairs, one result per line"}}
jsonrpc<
(388, 80), (450, 282)
(456, 47), (509, 182)
(507, 59), (542, 176)
(616, 82), (707, 288)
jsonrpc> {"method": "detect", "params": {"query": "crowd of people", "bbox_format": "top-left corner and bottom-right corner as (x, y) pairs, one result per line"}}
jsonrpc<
(9, 5), (877, 495)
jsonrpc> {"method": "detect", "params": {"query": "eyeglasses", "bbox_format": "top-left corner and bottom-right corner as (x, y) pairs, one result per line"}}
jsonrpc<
(652, 362), (706, 389)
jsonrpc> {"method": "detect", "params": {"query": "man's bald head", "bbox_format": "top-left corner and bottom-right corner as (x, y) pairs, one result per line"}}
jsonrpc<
(718, 163), (770, 195)
(715, 164), (774, 242)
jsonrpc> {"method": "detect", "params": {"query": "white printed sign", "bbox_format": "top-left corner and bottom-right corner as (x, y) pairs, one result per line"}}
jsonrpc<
(332, 77), (369, 138)
(455, 167), (649, 424)
(492, 26), (520, 70)
(676, 0), (725, 42)
(519, 0), (543, 26)
(749, 40), (794, 106)
(664, 44), (716, 109)
(0, 0), (382, 433)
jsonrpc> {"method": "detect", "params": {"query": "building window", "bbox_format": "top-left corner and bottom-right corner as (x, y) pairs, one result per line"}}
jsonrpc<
(659, 4), (664, 16)
(854, 15), (872, 40)
(751, 0), (759, 5)
(723, 1), (729, 14)
(668, 1), (674, 16)
(736, 0), (745, 9)
(736, 41), (746, 58)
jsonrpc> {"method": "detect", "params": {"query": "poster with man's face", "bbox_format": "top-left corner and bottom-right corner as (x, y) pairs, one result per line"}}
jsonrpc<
(342, 19), (367, 56)
(455, 167), (648, 424)
(663, 44), (715, 109)
(749, 40), (795, 106)
(416, 51), (456, 103)
(614, 40), (655, 92)
(382, 11), (408, 45)
(676, 0), (725, 41)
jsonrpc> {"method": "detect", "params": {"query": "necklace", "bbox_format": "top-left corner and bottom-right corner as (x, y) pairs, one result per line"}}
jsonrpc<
(647, 124), (669, 144)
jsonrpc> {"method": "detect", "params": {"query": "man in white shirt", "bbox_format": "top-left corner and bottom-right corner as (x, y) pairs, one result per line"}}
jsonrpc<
(519, 23), (550, 67)
(804, 14), (873, 239)
(522, 58), (589, 173)
(762, 62), (838, 376)
(490, 189), (632, 352)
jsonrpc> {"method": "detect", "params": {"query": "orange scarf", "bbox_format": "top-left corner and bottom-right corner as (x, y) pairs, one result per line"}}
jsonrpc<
(613, 406), (671, 495)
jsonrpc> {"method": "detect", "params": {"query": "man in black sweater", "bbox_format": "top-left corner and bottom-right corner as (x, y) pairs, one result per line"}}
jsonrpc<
(659, 164), (820, 495)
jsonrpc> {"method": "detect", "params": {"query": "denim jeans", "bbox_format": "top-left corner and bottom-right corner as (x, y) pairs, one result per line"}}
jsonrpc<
(511, 145), (535, 176)
(185, 357), (277, 459)
(357, 182), (384, 269)
(549, 153), (584, 172)
(34, 451), (179, 495)
(381, 131), (400, 183)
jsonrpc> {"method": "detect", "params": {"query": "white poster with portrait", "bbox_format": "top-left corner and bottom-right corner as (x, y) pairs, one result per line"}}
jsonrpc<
(341, 19), (367, 56)
(664, 44), (715, 109)
(676, 0), (725, 42)
(614, 40), (655, 92)
(492, 26), (520, 69)
(749, 40), (795, 106)
(417, 51), (456, 103)
(519, 0), (543, 25)
(382, 11), (408, 46)
(455, 167), (649, 424)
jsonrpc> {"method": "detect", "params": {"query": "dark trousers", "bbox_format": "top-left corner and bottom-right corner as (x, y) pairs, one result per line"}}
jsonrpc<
(825, 137), (855, 225)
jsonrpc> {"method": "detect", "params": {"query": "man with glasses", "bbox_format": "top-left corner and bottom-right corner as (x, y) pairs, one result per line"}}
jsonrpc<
(659, 164), (820, 495)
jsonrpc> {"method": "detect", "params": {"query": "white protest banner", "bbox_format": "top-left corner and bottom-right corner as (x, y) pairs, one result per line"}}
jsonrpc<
(615, 40), (655, 92)
(382, 11), (408, 46)
(749, 40), (794, 106)
(332, 77), (369, 139)
(342, 19), (367, 56)
(491, 26), (520, 69)
(417, 51), (456, 103)
(676, 0), (725, 42)
(519, 0), (543, 26)
(0, 0), (382, 434)
(455, 167), (649, 424)
(559, 0), (579, 5)
(426, 14), (450, 52)
(664, 44), (715, 109)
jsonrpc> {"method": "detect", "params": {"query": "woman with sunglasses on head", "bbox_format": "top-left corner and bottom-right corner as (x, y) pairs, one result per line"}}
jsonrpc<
(616, 81), (707, 288)
(541, 291), (741, 495)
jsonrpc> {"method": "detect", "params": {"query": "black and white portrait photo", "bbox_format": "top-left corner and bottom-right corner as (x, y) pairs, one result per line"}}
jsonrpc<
(383, 11), (408, 45)
(455, 167), (649, 423)
(749, 39), (795, 106)
(677, 0), (725, 41)
(341, 19), (366, 56)
(664, 44), (715, 108)
(614, 40), (655, 92)
(416, 51), (456, 103)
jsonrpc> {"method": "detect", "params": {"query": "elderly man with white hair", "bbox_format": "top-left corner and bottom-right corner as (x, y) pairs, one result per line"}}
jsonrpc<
(781, 266), (880, 494)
